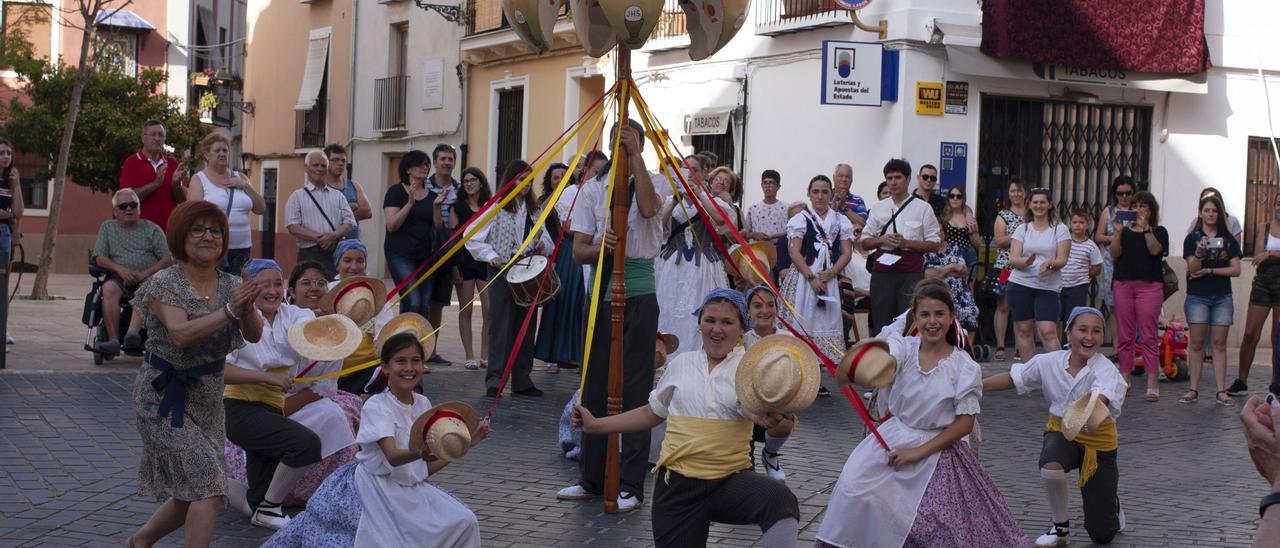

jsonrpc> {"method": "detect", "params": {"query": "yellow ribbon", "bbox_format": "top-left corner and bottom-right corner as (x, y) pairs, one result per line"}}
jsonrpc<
(1046, 414), (1117, 487)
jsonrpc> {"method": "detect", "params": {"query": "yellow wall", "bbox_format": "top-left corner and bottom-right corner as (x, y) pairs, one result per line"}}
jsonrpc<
(466, 50), (606, 184)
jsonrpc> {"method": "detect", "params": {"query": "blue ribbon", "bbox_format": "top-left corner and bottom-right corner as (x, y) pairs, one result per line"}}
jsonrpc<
(147, 353), (225, 428)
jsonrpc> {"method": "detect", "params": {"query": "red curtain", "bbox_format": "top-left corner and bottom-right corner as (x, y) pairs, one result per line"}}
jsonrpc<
(981, 0), (1211, 75)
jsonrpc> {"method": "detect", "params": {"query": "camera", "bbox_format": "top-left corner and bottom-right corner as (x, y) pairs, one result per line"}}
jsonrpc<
(1206, 237), (1224, 250)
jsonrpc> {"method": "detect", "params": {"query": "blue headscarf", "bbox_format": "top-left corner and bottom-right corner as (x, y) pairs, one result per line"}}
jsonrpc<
(333, 239), (368, 267)
(693, 287), (752, 329)
(1063, 306), (1105, 337)
(243, 258), (282, 279)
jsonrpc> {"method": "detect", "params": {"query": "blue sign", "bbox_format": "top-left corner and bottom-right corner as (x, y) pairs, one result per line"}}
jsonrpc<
(939, 142), (967, 194)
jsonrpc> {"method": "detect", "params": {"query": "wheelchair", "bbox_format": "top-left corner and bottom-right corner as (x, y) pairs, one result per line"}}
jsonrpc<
(82, 255), (146, 365)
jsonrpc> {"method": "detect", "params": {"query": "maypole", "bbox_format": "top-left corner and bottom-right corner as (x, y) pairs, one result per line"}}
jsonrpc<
(603, 45), (631, 513)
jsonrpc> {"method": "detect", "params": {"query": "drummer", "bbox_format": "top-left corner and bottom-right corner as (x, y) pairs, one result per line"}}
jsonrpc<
(465, 159), (554, 398)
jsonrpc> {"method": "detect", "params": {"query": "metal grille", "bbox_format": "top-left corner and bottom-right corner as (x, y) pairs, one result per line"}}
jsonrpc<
(374, 76), (408, 131)
(495, 87), (525, 177)
(691, 132), (735, 172)
(1244, 137), (1280, 255)
(652, 0), (688, 41)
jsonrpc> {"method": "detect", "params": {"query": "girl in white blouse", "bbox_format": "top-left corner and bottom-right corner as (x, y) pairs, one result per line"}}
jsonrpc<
(573, 288), (801, 548)
(816, 279), (1025, 548)
(982, 306), (1128, 546)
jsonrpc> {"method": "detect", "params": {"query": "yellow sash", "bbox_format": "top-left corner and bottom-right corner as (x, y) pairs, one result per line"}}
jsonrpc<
(342, 334), (377, 376)
(1045, 414), (1118, 487)
(653, 416), (753, 481)
(224, 366), (290, 410)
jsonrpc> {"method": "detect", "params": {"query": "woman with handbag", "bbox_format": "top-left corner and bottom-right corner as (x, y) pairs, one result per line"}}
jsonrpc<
(991, 178), (1029, 360)
(187, 132), (266, 275)
(1109, 190), (1169, 401)
(1094, 176), (1137, 354)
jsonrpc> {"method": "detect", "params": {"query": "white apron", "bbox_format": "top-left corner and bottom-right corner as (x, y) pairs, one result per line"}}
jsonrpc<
(289, 398), (355, 459)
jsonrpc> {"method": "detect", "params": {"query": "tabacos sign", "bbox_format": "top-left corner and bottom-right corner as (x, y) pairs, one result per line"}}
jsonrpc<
(1032, 63), (1129, 87)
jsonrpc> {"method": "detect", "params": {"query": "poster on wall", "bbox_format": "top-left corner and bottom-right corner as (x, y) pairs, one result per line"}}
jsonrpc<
(820, 40), (883, 107)
(916, 82), (943, 115)
(945, 81), (969, 114)
(423, 57), (444, 110)
(939, 141), (968, 193)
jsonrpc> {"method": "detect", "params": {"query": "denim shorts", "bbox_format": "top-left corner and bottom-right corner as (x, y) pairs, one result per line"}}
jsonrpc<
(1006, 281), (1061, 322)
(1184, 293), (1234, 326)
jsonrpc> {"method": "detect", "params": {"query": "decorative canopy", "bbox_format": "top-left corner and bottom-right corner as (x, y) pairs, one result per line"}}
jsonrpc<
(94, 10), (156, 32)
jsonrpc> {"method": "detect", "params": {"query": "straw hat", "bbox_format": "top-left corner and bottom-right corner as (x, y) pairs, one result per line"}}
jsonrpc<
(727, 242), (777, 286)
(683, 0), (750, 61)
(320, 276), (387, 326)
(735, 334), (821, 416)
(654, 332), (680, 369)
(1062, 390), (1110, 441)
(374, 312), (437, 359)
(836, 339), (896, 388)
(409, 401), (481, 463)
(288, 314), (363, 361)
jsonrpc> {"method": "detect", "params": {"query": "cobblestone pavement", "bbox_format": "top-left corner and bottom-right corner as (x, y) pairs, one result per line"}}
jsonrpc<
(0, 358), (1272, 547)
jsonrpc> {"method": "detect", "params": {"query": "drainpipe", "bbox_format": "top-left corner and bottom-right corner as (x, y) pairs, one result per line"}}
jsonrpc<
(348, 0), (360, 165)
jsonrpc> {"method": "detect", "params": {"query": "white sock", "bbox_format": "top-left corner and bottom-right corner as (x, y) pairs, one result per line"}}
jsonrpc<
(1040, 467), (1070, 524)
(263, 463), (312, 506)
(764, 432), (788, 455)
(761, 517), (798, 548)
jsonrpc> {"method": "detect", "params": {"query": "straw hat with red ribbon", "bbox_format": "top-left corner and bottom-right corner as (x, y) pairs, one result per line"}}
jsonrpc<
(837, 339), (897, 388)
(735, 334), (821, 416)
(320, 276), (387, 327)
(409, 401), (481, 462)
(654, 332), (680, 369)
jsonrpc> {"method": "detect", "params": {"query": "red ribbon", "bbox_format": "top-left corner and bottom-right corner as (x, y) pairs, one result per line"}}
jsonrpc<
(422, 409), (466, 441)
(847, 344), (876, 384)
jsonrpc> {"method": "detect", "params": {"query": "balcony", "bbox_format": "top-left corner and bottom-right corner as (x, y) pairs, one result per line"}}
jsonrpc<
(755, 0), (851, 36)
(644, 0), (690, 52)
(374, 75), (408, 132)
(296, 102), (326, 150)
(460, 0), (576, 64)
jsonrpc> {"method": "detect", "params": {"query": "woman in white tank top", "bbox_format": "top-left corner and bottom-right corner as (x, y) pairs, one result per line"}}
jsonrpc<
(1231, 195), (1280, 398)
(186, 132), (266, 274)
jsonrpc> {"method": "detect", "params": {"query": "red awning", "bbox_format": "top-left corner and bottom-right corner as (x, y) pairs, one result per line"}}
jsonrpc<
(981, 0), (1211, 75)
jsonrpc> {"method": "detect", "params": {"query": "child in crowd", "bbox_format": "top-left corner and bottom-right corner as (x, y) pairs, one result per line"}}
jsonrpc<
(265, 333), (491, 547)
(1060, 209), (1103, 325)
(982, 307), (1128, 546)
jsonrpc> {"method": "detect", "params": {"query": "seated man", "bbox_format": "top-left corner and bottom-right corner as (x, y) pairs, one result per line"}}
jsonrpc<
(92, 188), (172, 354)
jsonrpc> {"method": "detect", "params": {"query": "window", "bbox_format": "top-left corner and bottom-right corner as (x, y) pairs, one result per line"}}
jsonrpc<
(295, 28), (331, 149)
(495, 87), (525, 177)
(391, 22), (408, 78)
(691, 131), (735, 173)
(260, 165), (278, 258)
(96, 31), (137, 76)
(13, 151), (48, 210)
(1244, 137), (1279, 256)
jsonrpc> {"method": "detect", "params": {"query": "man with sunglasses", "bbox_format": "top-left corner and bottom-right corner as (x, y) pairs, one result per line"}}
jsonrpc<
(91, 188), (173, 354)
(914, 164), (946, 217)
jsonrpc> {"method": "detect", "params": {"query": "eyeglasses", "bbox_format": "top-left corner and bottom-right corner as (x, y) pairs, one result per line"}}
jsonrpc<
(921, 175), (938, 182)
(295, 278), (327, 288)
(187, 224), (225, 239)
(1115, 190), (1134, 197)
(115, 202), (138, 211)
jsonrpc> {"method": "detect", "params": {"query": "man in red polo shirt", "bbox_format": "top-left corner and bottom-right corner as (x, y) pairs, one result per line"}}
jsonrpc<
(119, 120), (186, 229)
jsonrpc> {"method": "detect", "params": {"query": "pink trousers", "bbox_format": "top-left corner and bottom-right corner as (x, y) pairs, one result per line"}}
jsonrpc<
(1112, 279), (1163, 374)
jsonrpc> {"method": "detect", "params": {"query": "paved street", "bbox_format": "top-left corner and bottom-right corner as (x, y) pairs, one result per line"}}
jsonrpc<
(0, 274), (1273, 546)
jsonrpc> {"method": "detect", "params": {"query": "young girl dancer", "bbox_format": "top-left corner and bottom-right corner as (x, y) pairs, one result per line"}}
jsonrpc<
(573, 288), (801, 547)
(816, 279), (1026, 547)
(265, 332), (490, 547)
(983, 306), (1128, 546)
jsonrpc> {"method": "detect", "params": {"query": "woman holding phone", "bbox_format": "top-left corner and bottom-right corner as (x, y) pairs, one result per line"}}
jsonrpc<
(1180, 195), (1242, 406)
(1109, 191), (1169, 401)
(1095, 176), (1137, 354)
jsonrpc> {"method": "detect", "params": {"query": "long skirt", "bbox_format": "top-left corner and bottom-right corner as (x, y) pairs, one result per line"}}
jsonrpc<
(535, 242), (587, 365)
(655, 251), (728, 355)
(777, 266), (844, 363)
(225, 391), (362, 506)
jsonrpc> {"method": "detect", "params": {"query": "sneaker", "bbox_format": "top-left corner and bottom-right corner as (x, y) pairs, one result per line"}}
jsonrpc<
(1117, 503), (1126, 532)
(761, 448), (786, 481)
(513, 386), (545, 397)
(556, 484), (600, 500)
(616, 491), (640, 513)
(6, 334), (13, 344)
(1034, 523), (1069, 546)
(1225, 378), (1249, 397)
(427, 354), (451, 366)
(250, 501), (291, 530)
(817, 386), (831, 397)
(122, 331), (143, 351)
(546, 363), (560, 374)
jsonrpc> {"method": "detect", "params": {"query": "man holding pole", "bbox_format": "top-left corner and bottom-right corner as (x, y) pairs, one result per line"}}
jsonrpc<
(558, 119), (664, 512)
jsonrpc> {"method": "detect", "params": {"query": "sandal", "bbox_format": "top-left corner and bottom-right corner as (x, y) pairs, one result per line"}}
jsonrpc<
(1178, 389), (1198, 404)
(994, 347), (1006, 361)
(465, 359), (482, 370)
(1145, 389), (1159, 402)
(1215, 390), (1236, 407)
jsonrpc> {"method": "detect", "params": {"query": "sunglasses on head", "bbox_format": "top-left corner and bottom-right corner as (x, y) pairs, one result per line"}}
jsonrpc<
(116, 202), (138, 211)
(921, 174), (938, 182)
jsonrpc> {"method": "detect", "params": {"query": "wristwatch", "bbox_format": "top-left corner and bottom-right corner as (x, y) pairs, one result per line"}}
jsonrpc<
(1261, 492), (1280, 518)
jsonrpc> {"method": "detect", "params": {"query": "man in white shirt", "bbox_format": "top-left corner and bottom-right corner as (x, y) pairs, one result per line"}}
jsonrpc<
(859, 158), (943, 334)
(285, 151), (356, 278)
(558, 119), (663, 513)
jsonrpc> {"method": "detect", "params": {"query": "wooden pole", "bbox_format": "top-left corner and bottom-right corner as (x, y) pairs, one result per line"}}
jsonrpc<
(603, 45), (632, 514)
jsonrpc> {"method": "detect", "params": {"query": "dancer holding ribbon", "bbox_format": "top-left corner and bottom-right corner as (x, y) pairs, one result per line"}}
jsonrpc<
(982, 306), (1128, 546)
(816, 279), (1025, 548)
(573, 288), (806, 547)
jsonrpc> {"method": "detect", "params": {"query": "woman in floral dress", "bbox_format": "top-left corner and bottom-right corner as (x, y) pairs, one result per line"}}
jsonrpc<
(991, 178), (1028, 360)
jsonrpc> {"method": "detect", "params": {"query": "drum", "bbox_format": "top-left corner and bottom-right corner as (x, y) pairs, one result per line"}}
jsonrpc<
(505, 255), (561, 307)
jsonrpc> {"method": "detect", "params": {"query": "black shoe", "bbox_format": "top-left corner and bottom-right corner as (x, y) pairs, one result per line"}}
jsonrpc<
(817, 386), (831, 397)
(514, 386), (545, 397)
(96, 339), (121, 356)
(1225, 378), (1249, 397)
(122, 331), (143, 351)
(427, 354), (451, 366)
(485, 387), (499, 397)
